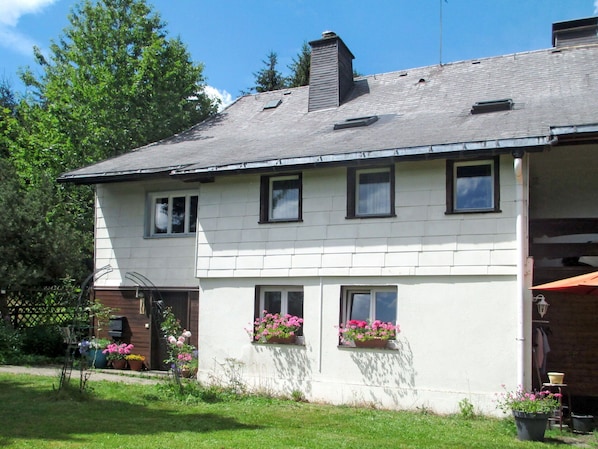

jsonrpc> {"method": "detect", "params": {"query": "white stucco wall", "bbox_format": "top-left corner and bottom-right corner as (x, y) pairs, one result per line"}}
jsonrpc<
(198, 275), (517, 415)
(94, 180), (200, 288)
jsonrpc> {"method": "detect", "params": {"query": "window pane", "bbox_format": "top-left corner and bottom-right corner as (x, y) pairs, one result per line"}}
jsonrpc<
(287, 291), (304, 318)
(375, 291), (397, 322)
(264, 291), (282, 314)
(189, 196), (198, 233)
(171, 196), (186, 233)
(455, 164), (492, 210)
(349, 293), (371, 321)
(270, 177), (299, 220)
(154, 197), (169, 234)
(357, 170), (390, 215)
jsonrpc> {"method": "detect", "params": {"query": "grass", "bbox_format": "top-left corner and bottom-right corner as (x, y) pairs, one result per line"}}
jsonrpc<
(0, 373), (597, 449)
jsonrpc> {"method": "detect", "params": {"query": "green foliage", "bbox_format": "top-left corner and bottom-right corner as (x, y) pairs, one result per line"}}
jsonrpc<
(0, 320), (22, 364)
(20, 325), (64, 357)
(252, 51), (287, 93)
(2, 0), (219, 287)
(287, 42), (311, 87)
(458, 397), (476, 419)
(0, 161), (89, 287)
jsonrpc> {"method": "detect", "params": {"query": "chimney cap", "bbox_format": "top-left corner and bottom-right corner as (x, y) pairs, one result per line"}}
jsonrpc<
(321, 30), (337, 39)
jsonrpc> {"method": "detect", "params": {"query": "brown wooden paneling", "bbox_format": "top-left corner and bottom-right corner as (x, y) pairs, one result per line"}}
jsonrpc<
(92, 289), (152, 364)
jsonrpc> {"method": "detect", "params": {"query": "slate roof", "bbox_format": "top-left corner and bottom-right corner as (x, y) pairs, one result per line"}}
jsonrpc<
(58, 42), (598, 184)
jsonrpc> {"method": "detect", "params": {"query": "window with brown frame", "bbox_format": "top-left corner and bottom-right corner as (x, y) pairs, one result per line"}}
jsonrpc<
(259, 173), (302, 223)
(446, 157), (500, 213)
(346, 165), (395, 218)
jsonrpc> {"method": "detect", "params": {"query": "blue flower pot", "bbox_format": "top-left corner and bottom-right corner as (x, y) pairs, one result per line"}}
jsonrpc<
(87, 349), (108, 369)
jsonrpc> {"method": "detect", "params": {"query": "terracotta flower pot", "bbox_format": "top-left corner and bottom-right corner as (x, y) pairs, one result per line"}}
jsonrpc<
(110, 359), (127, 370)
(127, 359), (144, 371)
(354, 339), (388, 349)
(266, 336), (296, 344)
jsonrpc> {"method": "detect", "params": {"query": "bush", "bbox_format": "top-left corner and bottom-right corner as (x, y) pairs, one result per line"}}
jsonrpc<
(0, 320), (22, 364)
(21, 325), (64, 357)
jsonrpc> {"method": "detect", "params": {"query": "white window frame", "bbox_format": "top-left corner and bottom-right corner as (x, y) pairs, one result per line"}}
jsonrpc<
(258, 286), (304, 318)
(148, 191), (198, 236)
(341, 286), (398, 325)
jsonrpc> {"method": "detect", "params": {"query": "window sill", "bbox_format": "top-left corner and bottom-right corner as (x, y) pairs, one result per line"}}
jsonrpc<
(258, 219), (303, 224)
(145, 233), (196, 239)
(445, 209), (501, 215)
(345, 214), (397, 220)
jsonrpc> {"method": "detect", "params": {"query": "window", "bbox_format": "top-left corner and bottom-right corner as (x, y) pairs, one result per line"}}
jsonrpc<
(341, 287), (398, 325)
(257, 286), (304, 318)
(149, 192), (198, 236)
(347, 166), (395, 218)
(255, 286), (304, 336)
(446, 157), (500, 213)
(260, 173), (302, 223)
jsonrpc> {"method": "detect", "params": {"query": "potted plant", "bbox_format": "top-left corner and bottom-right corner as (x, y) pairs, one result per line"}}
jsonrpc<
(102, 342), (134, 369)
(125, 354), (145, 371)
(496, 385), (561, 441)
(176, 350), (198, 378)
(249, 312), (304, 344)
(338, 319), (399, 348)
(80, 337), (111, 368)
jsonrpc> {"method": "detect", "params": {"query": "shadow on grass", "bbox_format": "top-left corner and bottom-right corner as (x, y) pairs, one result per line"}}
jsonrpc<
(0, 377), (260, 447)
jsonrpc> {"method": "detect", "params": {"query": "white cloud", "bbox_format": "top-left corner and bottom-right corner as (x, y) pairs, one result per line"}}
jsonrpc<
(204, 85), (234, 111)
(0, 0), (58, 27)
(0, 0), (57, 56)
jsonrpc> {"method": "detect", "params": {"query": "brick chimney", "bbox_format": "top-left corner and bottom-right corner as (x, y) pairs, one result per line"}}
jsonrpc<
(308, 31), (355, 112)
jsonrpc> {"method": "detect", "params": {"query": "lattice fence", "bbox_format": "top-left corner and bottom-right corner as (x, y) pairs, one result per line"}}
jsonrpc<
(1, 287), (81, 328)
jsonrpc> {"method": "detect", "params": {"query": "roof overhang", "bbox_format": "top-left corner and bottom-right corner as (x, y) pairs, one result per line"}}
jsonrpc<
(550, 123), (598, 145)
(172, 136), (550, 181)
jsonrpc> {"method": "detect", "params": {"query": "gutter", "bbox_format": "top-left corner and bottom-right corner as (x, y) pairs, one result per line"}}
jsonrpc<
(172, 136), (549, 179)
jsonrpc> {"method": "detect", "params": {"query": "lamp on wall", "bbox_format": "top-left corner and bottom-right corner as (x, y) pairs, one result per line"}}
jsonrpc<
(533, 294), (550, 318)
(135, 286), (146, 315)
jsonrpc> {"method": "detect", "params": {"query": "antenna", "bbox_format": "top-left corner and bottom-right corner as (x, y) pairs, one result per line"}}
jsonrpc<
(439, 0), (444, 65)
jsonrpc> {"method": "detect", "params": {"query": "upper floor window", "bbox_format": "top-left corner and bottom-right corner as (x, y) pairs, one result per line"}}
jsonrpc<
(260, 173), (302, 223)
(150, 192), (198, 236)
(341, 286), (397, 324)
(347, 166), (395, 218)
(446, 157), (500, 213)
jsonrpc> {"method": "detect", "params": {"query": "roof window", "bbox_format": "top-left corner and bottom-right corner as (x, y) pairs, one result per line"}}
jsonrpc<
(263, 99), (282, 110)
(333, 115), (378, 130)
(471, 99), (513, 114)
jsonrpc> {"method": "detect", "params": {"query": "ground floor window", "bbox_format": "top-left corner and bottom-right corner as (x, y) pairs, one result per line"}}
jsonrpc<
(341, 286), (397, 324)
(252, 286), (304, 340)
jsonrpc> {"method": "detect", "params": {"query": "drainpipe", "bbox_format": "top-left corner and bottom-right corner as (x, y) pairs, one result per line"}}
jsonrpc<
(513, 149), (525, 387)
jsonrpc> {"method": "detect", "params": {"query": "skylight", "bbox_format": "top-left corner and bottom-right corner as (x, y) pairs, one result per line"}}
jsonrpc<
(333, 115), (379, 130)
(471, 99), (513, 114)
(263, 99), (282, 110)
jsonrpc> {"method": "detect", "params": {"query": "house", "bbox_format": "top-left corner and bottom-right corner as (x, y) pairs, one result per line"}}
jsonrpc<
(59, 17), (598, 414)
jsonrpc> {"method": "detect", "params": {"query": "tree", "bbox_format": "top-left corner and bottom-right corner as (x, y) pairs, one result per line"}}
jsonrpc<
(287, 42), (311, 88)
(7, 0), (219, 286)
(0, 160), (88, 288)
(253, 51), (287, 93)
(19, 0), (218, 176)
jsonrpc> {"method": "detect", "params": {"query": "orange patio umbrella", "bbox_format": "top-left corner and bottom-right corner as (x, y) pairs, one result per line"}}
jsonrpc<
(530, 270), (598, 296)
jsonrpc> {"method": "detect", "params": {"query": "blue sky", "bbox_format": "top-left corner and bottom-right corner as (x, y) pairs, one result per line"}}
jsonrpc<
(1, 0), (597, 106)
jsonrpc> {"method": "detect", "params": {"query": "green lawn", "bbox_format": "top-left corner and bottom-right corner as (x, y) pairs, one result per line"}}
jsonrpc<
(0, 373), (596, 449)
